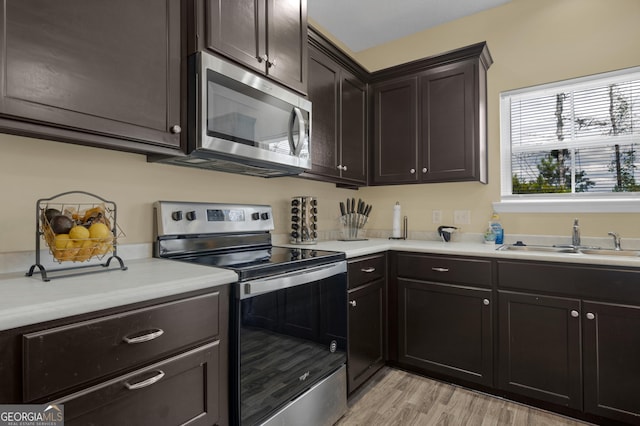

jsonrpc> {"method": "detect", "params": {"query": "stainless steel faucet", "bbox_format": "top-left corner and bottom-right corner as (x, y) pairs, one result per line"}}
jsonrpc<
(608, 232), (622, 250)
(572, 218), (580, 247)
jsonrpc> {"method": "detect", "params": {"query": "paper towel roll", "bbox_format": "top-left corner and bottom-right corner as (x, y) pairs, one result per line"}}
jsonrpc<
(392, 202), (401, 238)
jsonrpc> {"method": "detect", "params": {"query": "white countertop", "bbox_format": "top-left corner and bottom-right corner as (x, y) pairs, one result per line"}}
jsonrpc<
(2, 239), (638, 331)
(0, 258), (238, 331)
(292, 238), (640, 268)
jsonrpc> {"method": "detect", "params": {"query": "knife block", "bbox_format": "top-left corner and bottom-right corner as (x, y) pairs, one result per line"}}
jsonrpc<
(290, 196), (317, 244)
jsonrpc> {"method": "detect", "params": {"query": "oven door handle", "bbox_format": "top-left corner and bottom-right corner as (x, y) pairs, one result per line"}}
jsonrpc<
(241, 261), (346, 299)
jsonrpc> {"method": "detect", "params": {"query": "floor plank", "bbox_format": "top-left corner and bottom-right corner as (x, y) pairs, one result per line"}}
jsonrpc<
(336, 368), (591, 426)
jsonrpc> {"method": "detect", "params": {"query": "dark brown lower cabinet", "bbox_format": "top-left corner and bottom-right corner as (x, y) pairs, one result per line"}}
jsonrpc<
(583, 301), (640, 423)
(498, 291), (582, 409)
(348, 278), (384, 392)
(397, 279), (493, 387)
(54, 342), (220, 426)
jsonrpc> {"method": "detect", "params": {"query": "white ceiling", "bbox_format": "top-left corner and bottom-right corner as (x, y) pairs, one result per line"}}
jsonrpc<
(308, 0), (512, 52)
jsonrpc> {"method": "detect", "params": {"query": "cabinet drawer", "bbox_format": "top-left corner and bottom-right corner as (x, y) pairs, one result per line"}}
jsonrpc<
(54, 341), (220, 426)
(396, 253), (491, 287)
(348, 254), (386, 289)
(23, 292), (221, 402)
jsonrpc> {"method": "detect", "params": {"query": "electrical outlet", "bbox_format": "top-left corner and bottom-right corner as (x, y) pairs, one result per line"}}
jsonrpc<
(432, 210), (442, 224)
(453, 210), (471, 225)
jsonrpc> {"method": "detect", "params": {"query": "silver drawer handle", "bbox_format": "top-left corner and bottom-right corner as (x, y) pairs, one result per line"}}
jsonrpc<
(349, 300), (357, 307)
(124, 370), (165, 390)
(122, 328), (164, 344)
(361, 267), (376, 273)
(432, 267), (449, 272)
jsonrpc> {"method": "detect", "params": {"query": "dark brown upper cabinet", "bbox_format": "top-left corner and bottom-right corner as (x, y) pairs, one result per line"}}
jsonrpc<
(0, 0), (182, 155)
(371, 42), (492, 185)
(201, 0), (308, 94)
(306, 29), (367, 186)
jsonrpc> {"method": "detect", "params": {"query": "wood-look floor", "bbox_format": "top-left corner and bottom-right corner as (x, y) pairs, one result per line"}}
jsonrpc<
(336, 367), (591, 426)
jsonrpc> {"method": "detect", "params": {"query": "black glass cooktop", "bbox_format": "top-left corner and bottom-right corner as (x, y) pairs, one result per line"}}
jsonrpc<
(176, 246), (345, 281)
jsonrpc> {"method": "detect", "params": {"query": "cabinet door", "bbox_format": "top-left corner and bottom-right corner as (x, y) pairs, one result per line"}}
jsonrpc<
(348, 279), (384, 393)
(498, 291), (582, 409)
(420, 61), (476, 182)
(55, 342), (221, 426)
(340, 71), (367, 184)
(0, 0), (181, 152)
(205, 0), (267, 74)
(266, 0), (307, 93)
(372, 77), (419, 184)
(398, 279), (493, 386)
(308, 46), (340, 178)
(583, 301), (640, 423)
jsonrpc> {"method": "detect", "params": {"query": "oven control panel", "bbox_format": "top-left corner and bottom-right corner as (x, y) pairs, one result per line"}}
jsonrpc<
(154, 201), (274, 236)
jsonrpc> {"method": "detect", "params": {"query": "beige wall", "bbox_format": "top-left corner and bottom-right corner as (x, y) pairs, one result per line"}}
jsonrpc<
(2, 0), (640, 254)
(356, 0), (640, 239)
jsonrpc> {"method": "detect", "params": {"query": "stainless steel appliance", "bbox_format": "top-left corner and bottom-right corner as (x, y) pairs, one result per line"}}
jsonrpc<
(149, 52), (312, 177)
(153, 202), (347, 426)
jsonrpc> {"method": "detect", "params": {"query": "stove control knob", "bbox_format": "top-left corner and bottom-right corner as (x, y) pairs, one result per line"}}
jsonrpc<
(186, 211), (197, 221)
(171, 211), (183, 221)
(251, 212), (260, 221)
(261, 212), (270, 220)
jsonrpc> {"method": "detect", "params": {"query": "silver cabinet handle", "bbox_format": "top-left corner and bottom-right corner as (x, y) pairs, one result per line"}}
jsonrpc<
(268, 58), (277, 68)
(410, 168), (416, 174)
(257, 54), (269, 63)
(337, 165), (343, 170)
(361, 267), (376, 273)
(483, 299), (490, 306)
(124, 370), (165, 390)
(586, 312), (595, 320)
(170, 125), (181, 134)
(343, 165), (348, 171)
(570, 310), (579, 318)
(431, 267), (449, 272)
(422, 167), (428, 173)
(349, 300), (357, 307)
(122, 328), (164, 344)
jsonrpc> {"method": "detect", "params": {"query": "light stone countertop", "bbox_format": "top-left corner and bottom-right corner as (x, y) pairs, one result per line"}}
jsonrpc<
(2, 238), (639, 331)
(285, 238), (640, 268)
(0, 258), (238, 331)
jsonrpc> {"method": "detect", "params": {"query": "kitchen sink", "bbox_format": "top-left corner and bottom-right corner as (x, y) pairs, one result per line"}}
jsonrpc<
(579, 248), (640, 257)
(497, 244), (578, 254)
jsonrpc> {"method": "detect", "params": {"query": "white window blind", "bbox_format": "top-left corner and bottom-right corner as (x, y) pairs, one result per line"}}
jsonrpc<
(500, 67), (640, 201)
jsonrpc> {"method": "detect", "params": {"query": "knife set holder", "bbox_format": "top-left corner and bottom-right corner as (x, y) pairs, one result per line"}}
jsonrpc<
(339, 199), (371, 241)
(290, 196), (318, 245)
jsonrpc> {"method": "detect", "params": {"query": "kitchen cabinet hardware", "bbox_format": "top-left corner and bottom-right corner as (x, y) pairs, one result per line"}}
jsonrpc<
(122, 329), (165, 344)
(307, 32), (367, 185)
(422, 167), (428, 173)
(571, 310), (579, 318)
(586, 312), (595, 320)
(203, 0), (307, 93)
(124, 370), (165, 390)
(372, 42), (491, 185)
(483, 299), (490, 305)
(347, 254), (386, 394)
(170, 125), (181, 134)
(0, 0), (182, 154)
(431, 267), (449, 272)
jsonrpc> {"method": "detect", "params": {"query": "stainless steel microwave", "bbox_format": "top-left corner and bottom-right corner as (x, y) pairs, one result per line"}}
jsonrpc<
(151, 51), (312, 177)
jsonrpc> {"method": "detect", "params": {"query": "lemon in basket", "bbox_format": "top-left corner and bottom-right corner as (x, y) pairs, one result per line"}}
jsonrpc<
(53, 234), (75, 250)
(89, 223), (111, 241)
(75, 239), (96, 262)
(69, 225), (90, 240)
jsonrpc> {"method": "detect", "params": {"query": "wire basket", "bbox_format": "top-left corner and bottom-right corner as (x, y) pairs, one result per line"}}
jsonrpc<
(27, 191), (127, 281)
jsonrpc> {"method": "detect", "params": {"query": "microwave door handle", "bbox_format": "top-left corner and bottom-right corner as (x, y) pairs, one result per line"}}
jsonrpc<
(288, 107), (306, 156)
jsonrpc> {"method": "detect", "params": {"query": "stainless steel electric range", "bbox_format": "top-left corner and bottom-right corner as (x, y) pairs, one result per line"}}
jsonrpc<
(153, 201), (348, 426)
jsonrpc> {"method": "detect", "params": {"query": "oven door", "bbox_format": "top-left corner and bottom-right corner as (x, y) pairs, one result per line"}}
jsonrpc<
(231, 261), (347, 426)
